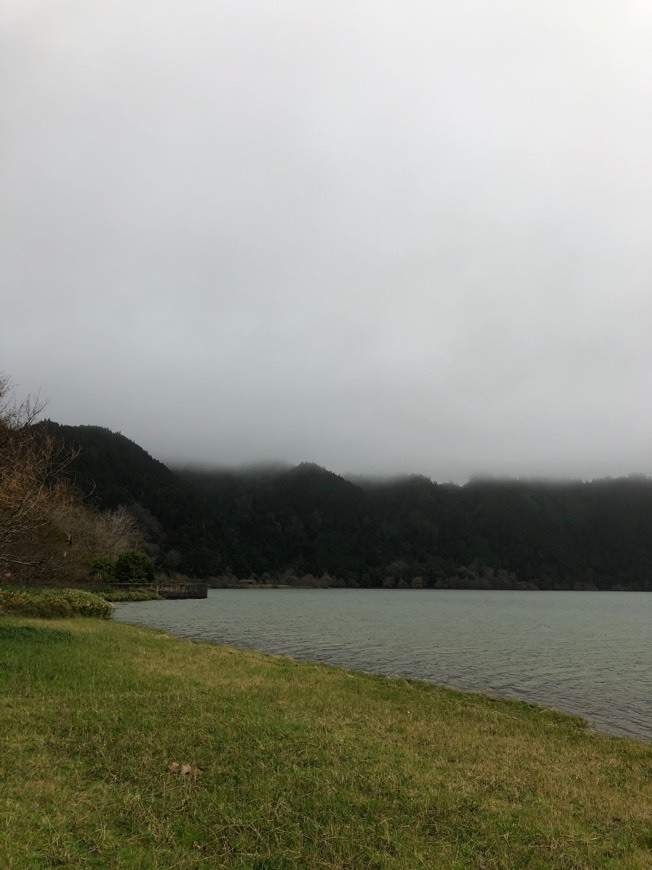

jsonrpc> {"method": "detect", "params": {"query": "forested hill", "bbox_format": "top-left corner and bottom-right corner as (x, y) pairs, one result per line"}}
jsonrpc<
(46, 422), (652, 590)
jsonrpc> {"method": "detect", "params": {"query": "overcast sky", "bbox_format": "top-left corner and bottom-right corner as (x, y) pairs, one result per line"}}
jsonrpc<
(3, 1), (652, 482)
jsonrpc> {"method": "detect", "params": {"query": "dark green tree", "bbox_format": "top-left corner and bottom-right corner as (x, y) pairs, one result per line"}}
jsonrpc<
(114, 549), (155, 583)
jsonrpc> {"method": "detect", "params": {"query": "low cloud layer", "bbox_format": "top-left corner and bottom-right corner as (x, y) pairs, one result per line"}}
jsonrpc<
(3, 1), (652, 481)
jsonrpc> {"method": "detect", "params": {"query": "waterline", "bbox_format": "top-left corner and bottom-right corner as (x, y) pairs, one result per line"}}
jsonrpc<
(114, 588), (652, 742)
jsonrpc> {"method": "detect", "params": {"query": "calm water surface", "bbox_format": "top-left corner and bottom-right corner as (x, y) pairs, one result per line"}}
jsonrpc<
(115, 589), (651, 741)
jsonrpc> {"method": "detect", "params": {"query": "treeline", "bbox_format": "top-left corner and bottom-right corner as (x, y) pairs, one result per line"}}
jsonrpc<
(44, 421), (652, 591)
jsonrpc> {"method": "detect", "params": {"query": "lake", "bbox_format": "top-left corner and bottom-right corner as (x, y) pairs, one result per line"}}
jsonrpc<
(114, 588), (651, 742)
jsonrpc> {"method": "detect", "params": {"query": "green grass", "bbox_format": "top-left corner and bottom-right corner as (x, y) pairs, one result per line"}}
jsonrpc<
(0, 617), (650, 868)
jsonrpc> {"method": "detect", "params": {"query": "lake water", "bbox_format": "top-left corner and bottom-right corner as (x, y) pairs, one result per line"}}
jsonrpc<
(114, 589), (651, 742)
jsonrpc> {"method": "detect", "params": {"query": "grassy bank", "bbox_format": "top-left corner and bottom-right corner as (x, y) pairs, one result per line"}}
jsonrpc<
(0, 618), (650, 868)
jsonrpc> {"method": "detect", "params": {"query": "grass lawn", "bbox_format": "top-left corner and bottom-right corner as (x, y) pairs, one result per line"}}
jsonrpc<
(0, 616), (650, 868)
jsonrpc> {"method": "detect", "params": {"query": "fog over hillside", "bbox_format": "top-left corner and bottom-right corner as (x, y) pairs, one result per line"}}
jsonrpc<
(43, 421), (652, 591)
(4, 2), (652, 481)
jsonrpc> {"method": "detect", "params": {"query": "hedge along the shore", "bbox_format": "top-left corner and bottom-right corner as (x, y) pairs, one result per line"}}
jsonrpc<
(0, 587), (114, 619)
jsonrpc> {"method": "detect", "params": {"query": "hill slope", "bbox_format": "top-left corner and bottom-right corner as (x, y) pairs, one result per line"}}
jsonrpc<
(46, 422), (652, 589)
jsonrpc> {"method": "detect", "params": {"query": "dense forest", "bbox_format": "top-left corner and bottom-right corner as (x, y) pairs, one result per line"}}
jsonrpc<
(43, 421), (652, 591)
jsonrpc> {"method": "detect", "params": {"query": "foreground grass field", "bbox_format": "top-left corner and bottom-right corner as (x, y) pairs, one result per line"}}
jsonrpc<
(0, 617), (650, 868)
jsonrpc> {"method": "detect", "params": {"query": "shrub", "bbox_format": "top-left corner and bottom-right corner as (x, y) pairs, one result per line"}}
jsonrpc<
(0, 587), (114, 619)
(88, 556), (116, 582)
(114, 550), (155, 583)
(100, 588), (162, 602)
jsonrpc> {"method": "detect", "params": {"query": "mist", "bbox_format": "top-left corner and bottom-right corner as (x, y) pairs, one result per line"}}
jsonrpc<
(3, 1), (652, 482)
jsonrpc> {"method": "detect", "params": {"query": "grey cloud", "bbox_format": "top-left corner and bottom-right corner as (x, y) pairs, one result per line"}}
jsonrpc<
(3, 1), (652, 481)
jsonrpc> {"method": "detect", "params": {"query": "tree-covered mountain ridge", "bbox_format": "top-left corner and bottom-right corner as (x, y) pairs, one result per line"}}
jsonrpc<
(45, 422), (652, 591)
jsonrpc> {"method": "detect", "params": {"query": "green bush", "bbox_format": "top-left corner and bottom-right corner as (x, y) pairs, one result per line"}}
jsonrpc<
(88, 556), (116, 582)
(0, 587), (114, 619)
(114, 550), (155, 583)
(100, 588), (162, 602)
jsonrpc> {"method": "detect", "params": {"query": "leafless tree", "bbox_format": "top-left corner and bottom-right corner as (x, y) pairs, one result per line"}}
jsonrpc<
(93, 506), (143, 560)
(0, 375), (79, 580)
